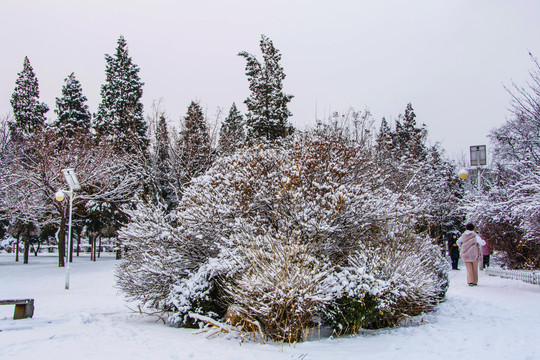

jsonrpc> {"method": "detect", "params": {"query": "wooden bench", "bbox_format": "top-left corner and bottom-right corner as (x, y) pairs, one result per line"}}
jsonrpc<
(0, 299), (34, 320)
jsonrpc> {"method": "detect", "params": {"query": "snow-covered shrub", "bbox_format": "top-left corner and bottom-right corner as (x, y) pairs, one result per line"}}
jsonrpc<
(464, 170), (540, 269)
(159, 128), (448, 340)
(322, 221), (449, 332)
(221, 230), (332, 342)
(116, 201), (208, 311)
(166, 256), (230, 327)
(116, 125), (450, 340)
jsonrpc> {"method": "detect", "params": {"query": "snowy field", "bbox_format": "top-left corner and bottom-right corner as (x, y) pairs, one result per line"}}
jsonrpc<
(1, 254), (539, 360)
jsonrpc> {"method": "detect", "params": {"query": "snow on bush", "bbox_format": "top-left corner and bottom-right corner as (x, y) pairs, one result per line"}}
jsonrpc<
(322, 221), (448, 333)
(116, 202), (208, 311)
(117, 127), (450, 341)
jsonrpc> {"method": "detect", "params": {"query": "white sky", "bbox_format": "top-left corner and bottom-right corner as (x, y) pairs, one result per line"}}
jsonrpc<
(1, 0), (539, 158)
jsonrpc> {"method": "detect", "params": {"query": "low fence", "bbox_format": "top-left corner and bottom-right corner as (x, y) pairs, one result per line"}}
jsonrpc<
(485, 267), (540, 285)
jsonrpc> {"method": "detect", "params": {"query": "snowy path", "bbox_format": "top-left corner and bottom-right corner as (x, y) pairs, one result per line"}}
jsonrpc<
(0, 254), (539, 360)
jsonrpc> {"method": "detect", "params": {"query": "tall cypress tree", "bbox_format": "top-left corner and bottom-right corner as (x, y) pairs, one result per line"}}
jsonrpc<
(10, 56), (49, 140)
(393, 103), (427, 160)
(156, 115), (170, 166)
(94, 35), (148, 154)
(172, 101), (212, 193)
(376, 117), (393, 161)
(53, 72), (91, 136)
(239, 35), (294, 142)
(218, 102), (244, 154)
(154, 115), (176, 211)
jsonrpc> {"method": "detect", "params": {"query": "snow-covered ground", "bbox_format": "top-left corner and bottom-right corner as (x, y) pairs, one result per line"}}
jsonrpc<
(1, 254), (539, 360)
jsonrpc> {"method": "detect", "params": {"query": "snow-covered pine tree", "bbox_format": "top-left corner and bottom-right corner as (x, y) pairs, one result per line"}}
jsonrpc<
(154, 115), (177, 211)
(218, 102), (244, 155)
(93, 35), (148, 155)
(393, 103), (427, 160)
(375, 117), (393, 162)
(9, 56), (49, 141)
(238, 35), (294, 142)
(173, 101), (212, 189)
(156, 115), (171, 166)
(53, 72), (91, 136)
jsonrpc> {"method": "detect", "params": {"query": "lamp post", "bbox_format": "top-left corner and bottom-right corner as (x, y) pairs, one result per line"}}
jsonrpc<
(55, 168), (80, 290)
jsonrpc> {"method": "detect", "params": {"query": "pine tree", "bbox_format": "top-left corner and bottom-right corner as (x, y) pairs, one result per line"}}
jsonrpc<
(177, 101), (212, 181)
(218, 102), (244, 154)
(9, 56), (49, 140)
(156, 115), (170, 166)
(376, 117), (393, 160)
(94, 35), (148, 154)
(393, 103), (427, 160)
(154, 115), (176, 211)
(53, 73), (91, 136)
(238, 35), (294, 142)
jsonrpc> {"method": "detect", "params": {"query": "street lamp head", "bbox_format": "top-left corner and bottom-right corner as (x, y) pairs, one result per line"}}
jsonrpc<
(55, 190), (65, 202)
(458, 169), (469, 180)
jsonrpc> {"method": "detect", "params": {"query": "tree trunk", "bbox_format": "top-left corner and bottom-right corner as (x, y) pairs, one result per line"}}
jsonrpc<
(89, 235), (94, 261)
(57, 212), (66, 268)
(91, 235), (98, 262)
(15, 232), (20, 262)
(116, 237), (122, 260)
(34, 242), (40, 256)
(98, 237), (102, 259)
(76, 230), (81, 257)
(23, 228), (30, 264)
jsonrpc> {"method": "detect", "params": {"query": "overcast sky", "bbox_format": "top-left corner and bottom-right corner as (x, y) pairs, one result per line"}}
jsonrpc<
(1, 0), (539, 158)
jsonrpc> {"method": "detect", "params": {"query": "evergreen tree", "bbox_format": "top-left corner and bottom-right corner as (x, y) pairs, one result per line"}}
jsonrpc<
(94, 35), (148, 154)
(156, 115), (171, 166)
(238, 35), (294, 142)
(393, 103), (427, 160)
(218, 102), (244, 154)
(53, 73), (91, 136)
(177, 101), (212, 180)
(9, 56), (49, 140)
(376, 117), (393, 161)
(154, 115), (176, 211)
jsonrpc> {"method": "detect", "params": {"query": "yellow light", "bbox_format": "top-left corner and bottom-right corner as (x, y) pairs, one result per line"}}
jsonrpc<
(458, 169), (469, 180)
(55, 190), (65, 202)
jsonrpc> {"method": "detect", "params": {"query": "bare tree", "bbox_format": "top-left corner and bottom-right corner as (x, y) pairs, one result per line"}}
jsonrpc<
(2, 129), (140, 266)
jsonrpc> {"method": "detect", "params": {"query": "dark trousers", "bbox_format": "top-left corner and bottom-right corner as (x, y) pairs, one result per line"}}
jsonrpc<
(483, 255), (490, 268)
(451, 256), (459, 270)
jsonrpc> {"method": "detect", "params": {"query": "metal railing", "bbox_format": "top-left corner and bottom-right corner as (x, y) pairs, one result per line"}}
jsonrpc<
(485, 267), (540, 285)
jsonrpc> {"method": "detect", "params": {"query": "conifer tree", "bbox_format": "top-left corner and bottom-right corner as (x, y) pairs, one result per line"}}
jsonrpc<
(218, 102), (244, 154)
(156, 115), (171, 166)
(9, 56), (49, 140)
(239, 35), (294, 142)
(94, 35), (148, 154)
(178, 101), (212, 179)
(154, 115), (176, 211)
(53, 73), (91, 136)
(393, 103), (427, 160)
(376, 117), (393, 161)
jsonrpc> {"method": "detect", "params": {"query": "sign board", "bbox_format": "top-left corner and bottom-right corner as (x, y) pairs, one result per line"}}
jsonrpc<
(470, 145), (487, 166)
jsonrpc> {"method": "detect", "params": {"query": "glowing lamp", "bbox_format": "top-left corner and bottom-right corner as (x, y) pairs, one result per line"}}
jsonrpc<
(458, 169), (469, 180)
(55, 190), (66, 202)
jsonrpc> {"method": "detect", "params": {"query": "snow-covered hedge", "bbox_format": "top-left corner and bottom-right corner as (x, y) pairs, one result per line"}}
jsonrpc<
(117, 128), (449, 341)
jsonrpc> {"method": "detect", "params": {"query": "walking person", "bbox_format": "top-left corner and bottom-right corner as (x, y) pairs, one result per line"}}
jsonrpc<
(482, 238), (493, 269)
(457, 223), (486, 286)
(448, 233), (460, 270)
